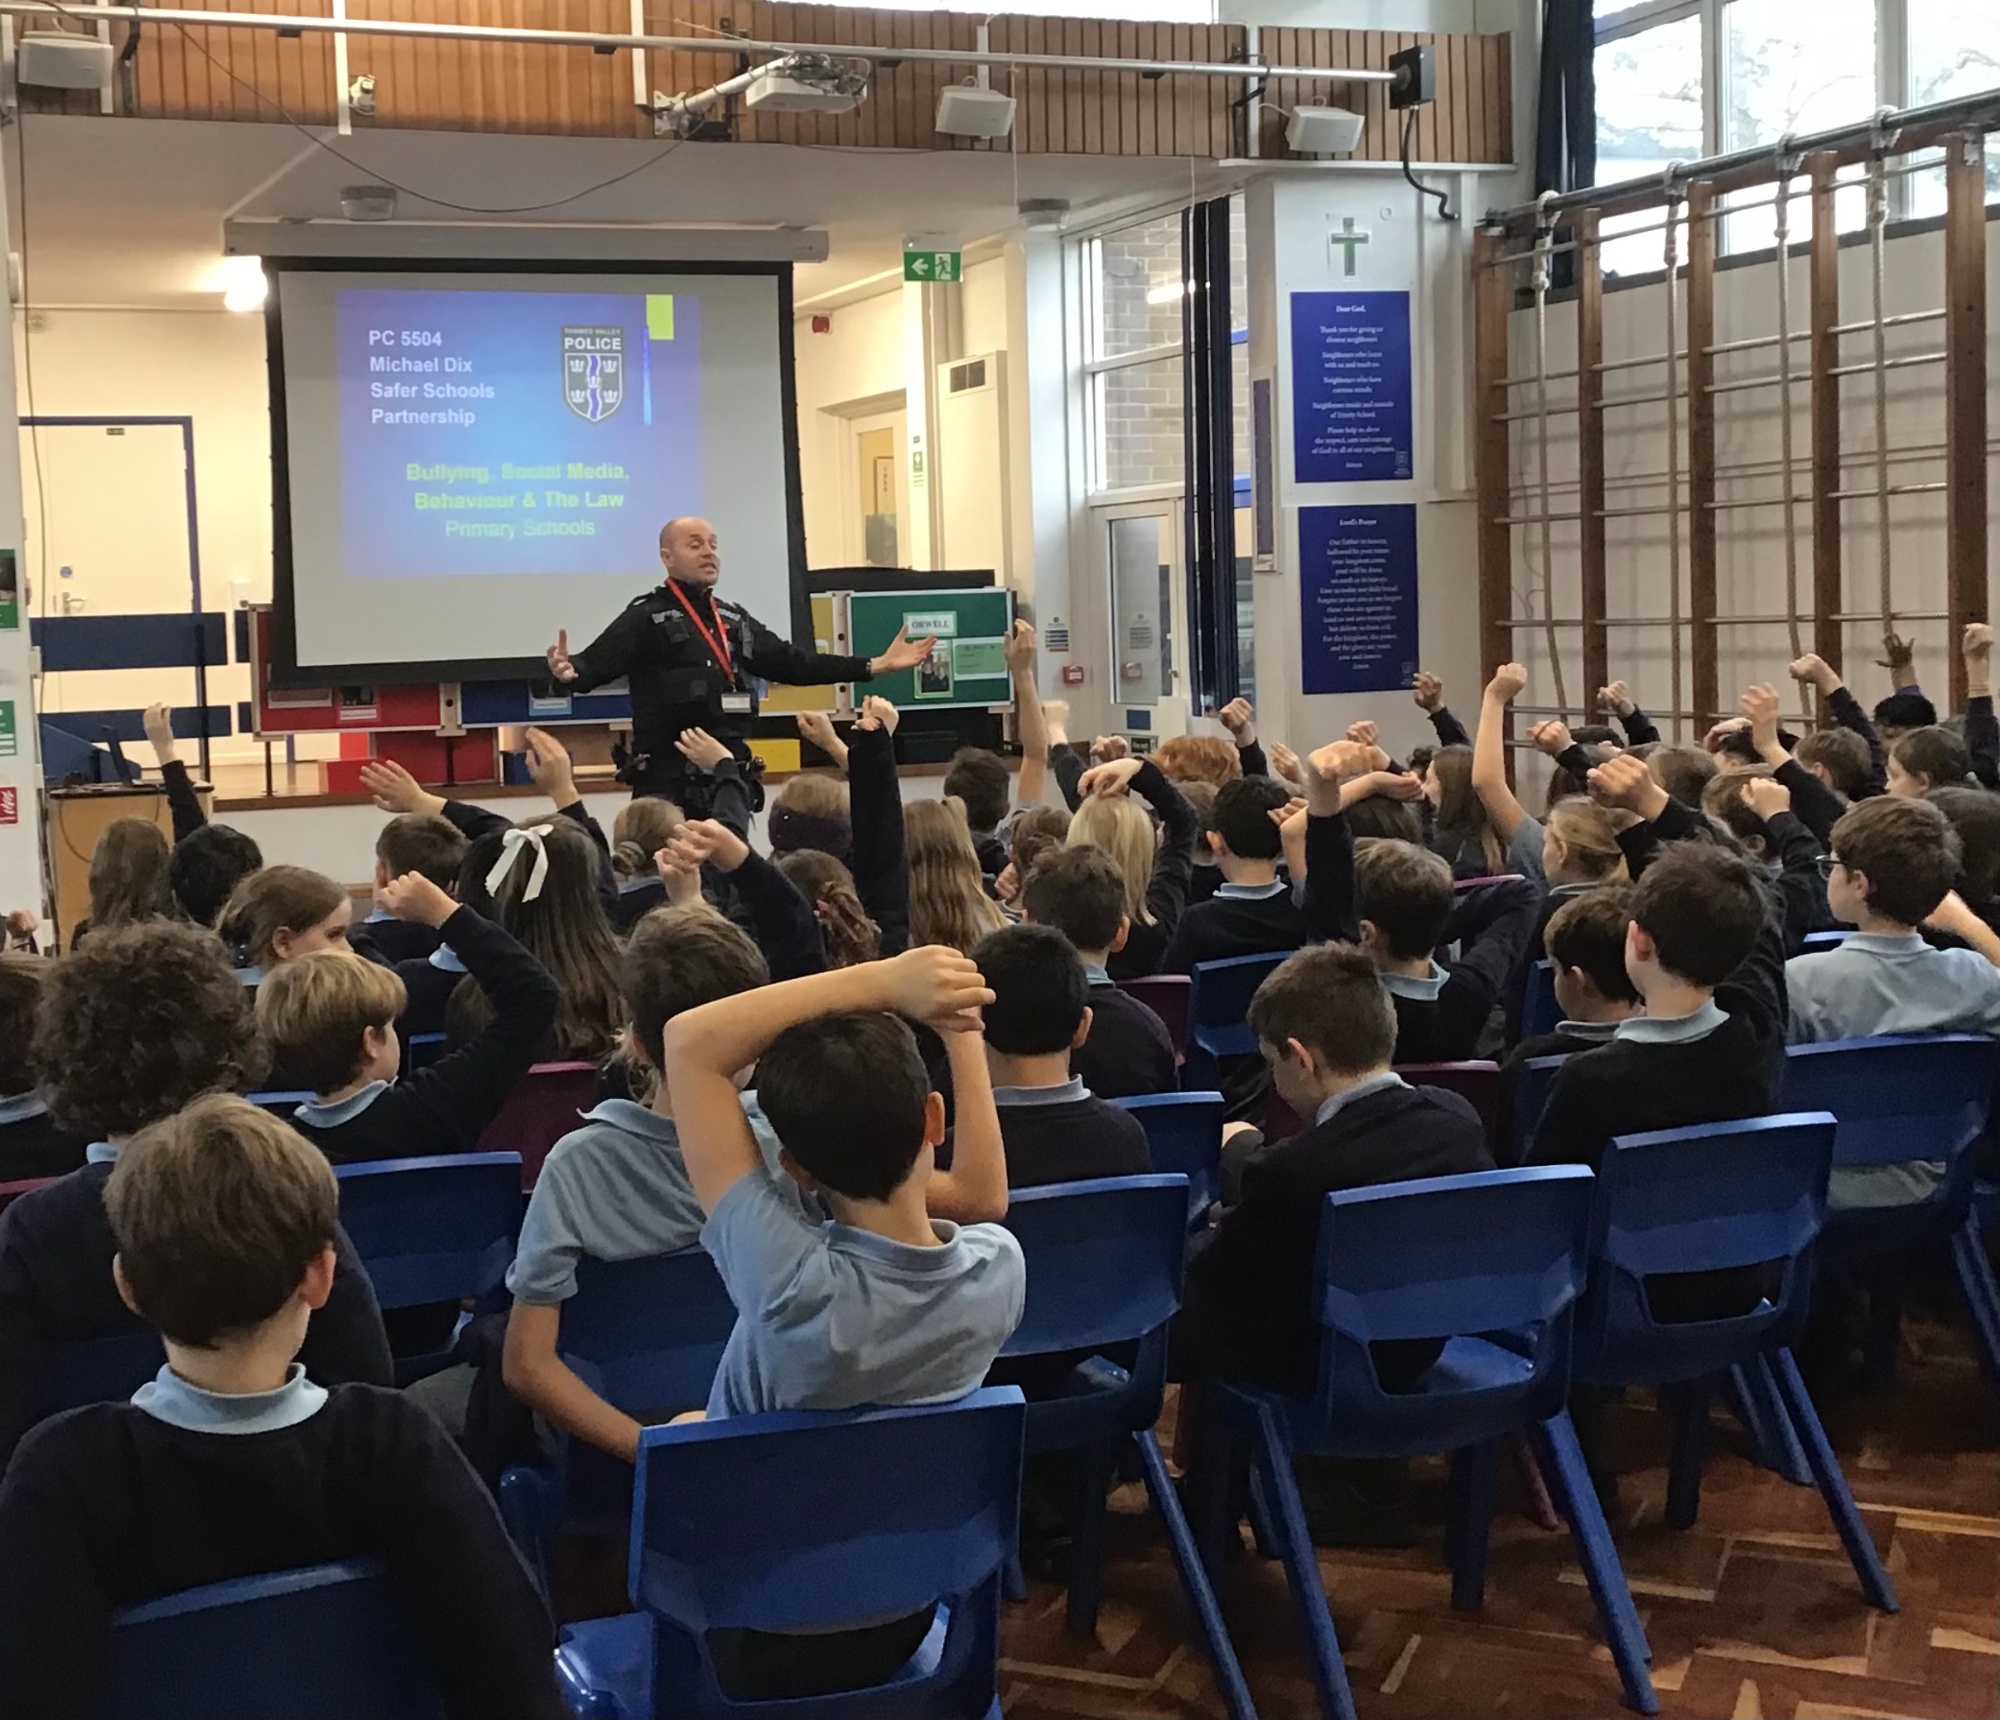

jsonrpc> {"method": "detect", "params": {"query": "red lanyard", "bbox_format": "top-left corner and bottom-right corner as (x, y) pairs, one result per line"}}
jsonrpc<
(667, 579), (735, 683)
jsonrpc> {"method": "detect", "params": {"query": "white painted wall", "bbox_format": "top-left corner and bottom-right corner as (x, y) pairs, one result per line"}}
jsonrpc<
(1507, 214), (2000, 741)
(0, 156), (42, 916)
(793, 286), (906, 572)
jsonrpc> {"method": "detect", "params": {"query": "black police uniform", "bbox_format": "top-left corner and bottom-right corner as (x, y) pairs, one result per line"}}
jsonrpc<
(564, 578), (876, 807)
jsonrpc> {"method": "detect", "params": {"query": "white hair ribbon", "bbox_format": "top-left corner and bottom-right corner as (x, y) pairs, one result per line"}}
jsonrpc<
(486, 824), (552, 904)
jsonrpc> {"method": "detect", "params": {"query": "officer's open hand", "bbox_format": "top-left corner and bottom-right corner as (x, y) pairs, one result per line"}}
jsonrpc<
(675, 727), (732, 771)
(870, 624), (937, 676)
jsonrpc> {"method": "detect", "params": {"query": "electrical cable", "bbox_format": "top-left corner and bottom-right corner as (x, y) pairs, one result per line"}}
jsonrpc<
(1400, 107), (1456, 223)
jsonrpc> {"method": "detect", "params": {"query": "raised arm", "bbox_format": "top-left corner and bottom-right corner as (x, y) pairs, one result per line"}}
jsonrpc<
(664, 819), (826, 982)
(847, 698), (910, 956)
(1412, 673), (1470, 749)
(1742, 682), (1846, 847)
(1790, 653), (1888, 795)
(143, 703), (209, 840)
(1597, 681), (1661, 747)
(1218, 697), (1269, 778)
(663, 947), (995, 1216)
(1927, 890), (2000, 965)
(924, 1023), (1008, 1224)
(1298, 743), (1361, 943)
(558, 606), (648, 696)
(1962, 624), (1997, 789)
(737, 607), (933, 688)
(1045, 701), (1085, 812)
(1473, 664), (1533, 842)
(1004, 621), (1050, 808)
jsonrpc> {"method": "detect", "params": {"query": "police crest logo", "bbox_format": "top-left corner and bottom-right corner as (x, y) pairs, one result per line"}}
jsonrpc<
(562, 325), (625, 422)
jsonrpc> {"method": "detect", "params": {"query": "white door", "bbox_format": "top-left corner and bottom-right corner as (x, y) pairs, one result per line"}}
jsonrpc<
(1093, 499), (1190, 739)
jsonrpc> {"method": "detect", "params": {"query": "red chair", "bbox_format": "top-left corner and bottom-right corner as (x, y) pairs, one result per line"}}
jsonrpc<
(0, 1176), (54, 1216)
(474, 1062), (600, 1188)
(1117, 974), (1192, 1062)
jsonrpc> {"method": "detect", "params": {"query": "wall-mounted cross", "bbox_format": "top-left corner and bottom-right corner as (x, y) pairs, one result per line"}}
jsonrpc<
(1330, 216), (1371, 277)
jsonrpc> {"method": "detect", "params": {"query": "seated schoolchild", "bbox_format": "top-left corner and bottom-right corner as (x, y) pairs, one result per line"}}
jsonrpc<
(1019, 845), (1176, 1098)
(0, 1095), (563, 1720)
(1496, 887), (1640, 1161)
(0, 923), (392, 1472)
(607, 796), (682, 934)
(660, 947), (1027, 1702)
(1787, 794), (2000, 1207)
(943, 748), (1013, 877)
(965, 924), (1150, 1188)
(257, 872), (560, 1164)
(1887, 726), (1974, 799)
(502, 908), (783, 1461)
(357, 814), (467, 964)
(1162, 776), (1310, 972)
(215, 865), (355, 988)
(1178, 944), (1493, 1395)
(0, 956), (87, 1183)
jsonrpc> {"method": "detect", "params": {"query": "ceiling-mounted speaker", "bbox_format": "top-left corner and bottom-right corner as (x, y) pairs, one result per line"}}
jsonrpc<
(1286, 106), (1366, 157)
(937, 84), (1016, 140)
(17, 32), (114, 90)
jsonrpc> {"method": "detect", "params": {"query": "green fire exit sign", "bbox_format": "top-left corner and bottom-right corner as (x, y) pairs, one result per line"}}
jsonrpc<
(903, 249), (962, 283)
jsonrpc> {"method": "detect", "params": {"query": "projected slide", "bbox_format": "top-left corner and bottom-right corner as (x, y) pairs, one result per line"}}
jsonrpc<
(275, 265), (796, 679)
(336, 287), (702, 579)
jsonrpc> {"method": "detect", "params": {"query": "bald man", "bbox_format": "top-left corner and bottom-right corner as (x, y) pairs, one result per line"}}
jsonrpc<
(546, 517), (933, 808)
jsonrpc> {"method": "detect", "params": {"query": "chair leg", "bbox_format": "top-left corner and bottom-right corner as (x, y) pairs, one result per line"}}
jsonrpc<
(1727, 1359), (1813, 1487)
(1447, 1443), (1496, 1613)
(1246, 1399), (1358, 1720)
(1065, 1439), (1119, 1638)
(1765, 1346), (1900, 1613)
(1136, 1430), (1260, 1720)
(1185, 1409), (1243, 1585)
(1663, 1379), (1710, 1531)
(1537, 1412), (1659, 1714)
(1003, 1554), (1027, 1603)
(1244, 1463), (1281, 1560)
(1507, 1429), (1562, 1531)
(1949, 1215), (2000, 1395)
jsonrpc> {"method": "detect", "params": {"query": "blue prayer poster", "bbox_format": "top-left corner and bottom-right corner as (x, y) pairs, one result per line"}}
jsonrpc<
(1298, 505), (1419, 696)
(1289, 291), (1414, 483)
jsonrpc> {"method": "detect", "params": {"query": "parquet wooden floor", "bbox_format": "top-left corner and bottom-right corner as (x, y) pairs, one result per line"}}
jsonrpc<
(997, 1315), (1999, 1720)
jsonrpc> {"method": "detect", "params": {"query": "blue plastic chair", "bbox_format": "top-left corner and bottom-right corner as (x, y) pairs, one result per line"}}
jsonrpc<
(333, 1152), (523, 1382)
(1510, 1052), (1570, 1163)
(1520, 959), (1561, 1040)
(45, 1329), (165, 1417)
(553, 1388), (1026, 1720)
(1196, 1165), (1654, 1720)
(1189, 952), (1290, 1061)
(1780, 1034), (2000, 1392)
(499, 1247), (741, 1595)
(404, 1031), (449, 1071)
(1114, 1091), (1225, 1225)
(996, 1174), (1255, 1720)
(107, 1559), (444, 1720)
(1800, 929), (1852, 951)
(1573, 1113), (1898, 1613)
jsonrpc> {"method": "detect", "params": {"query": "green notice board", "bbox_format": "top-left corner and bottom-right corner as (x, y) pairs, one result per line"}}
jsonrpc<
(847, 587), (1015, 709)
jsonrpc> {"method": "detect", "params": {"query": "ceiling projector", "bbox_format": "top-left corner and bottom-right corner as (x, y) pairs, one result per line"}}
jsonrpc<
(743, 55), (869, 116)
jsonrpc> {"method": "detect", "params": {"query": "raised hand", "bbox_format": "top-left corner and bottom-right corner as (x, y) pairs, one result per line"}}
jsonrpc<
(142, 702), (178, 764)
(1377, 770), (1428, 803)
(1041, 698), (1070, 746)
(377, 871), (457, 927)
(1268, 740), (1304, 785)
(522, 727), (578, 803)
(1087, 734), (1130, 765)
(1526, 718), (1573, 757)
(654, 841), (706, 908)
(1787, 653), (1839, 693)
(1596, 681), (1635, 719)
(1486, 662), (1528, 704)
(358, 757), (446, 819)
(1411, 671), (1444, 714)
(661, 817), (751, 876)
(1701, 716), (1750, 754)
(545, 629), (578, 684)
(794, 709), (839, 752)
(1002, 618), (1036, 675)
(674, 726), (732, 771)
(1218, 696), (1256, 743)
(1738, 683), (1783, 758)
(1078, 756), (1143, 798)
(856, 695), (901, 735)
(884, 944), (995, 1029)
(1740, 776), (1792, 822)
(1343, 719), (1381, 749)
(870, 623), (937, 675)
(1586, 751), (1668, 819)
(1875, 629), (1914, 677)
(1268, 794), (1309, 830)
(1964, 622), (1994, 669)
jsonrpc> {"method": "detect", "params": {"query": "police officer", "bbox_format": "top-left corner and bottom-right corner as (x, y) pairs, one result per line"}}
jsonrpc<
(544, 516), (934, 810)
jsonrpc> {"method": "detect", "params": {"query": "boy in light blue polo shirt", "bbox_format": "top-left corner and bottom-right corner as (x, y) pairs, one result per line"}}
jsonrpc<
(664, 946), (1025, 1420)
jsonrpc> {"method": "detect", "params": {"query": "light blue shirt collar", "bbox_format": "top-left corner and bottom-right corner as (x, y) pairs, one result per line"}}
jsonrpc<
(1080, 961), (1113, 987)
(1379, 961), (1449, 1001)
(363, 907), (395, 923)
(617, 877), (662, 895)
(234, 965), (265, 987)
(133, 1362), (328, 1435)
(992, 1077), (1088, 1108)
(1555, 1018), (1623, 1042)
(1214, 879), (1289, 901)
(1614, 999), (1729, 1045)
(293, 1081), (389, 1127)
(87, 1140), (120, 1165)
(1837, 930), (1928, 956)
(576, 1097), (673, 1139)
(428, 944), (468, 974)
(0, 1093), (47, 1127)
(1314, 1070), (1408, 1126)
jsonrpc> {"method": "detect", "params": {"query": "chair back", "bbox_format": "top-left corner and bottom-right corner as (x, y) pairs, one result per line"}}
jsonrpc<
(1114, 1094), (1223, 1221)
(1116, 974), (1191, 1056)
(999, 1175), (1189, 1361)
(246, 1092), (311, 1118)
(107, 1559), (443, 1720)
(1512, 1053), (1570, 1160)
(332, 1153), (522, 1310)
(562, 1247), (739, 1417)
(404, 1031), (449, 1071)
(0, 1175), (53, 1216)
(1396, 1061), (1500, 1140)
(474, 1062), (599, 1187)
(46, 1329), (165, 1417)
(1519, 960), (1560, 1040)
(631, 1389), (1026, 1718)
(1189, 952), (1289, 1059)
(1780, 1034), (1993, 1176)
(1305, 1166), (1594, 1449)
(1799, 930), (1851, 951)
(1576, 1113), (1835, 1385)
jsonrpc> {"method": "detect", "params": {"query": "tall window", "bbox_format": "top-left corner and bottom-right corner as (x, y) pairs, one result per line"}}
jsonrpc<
(1085, 213), (1186, 495)
(1592, 0), (1999, 274)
